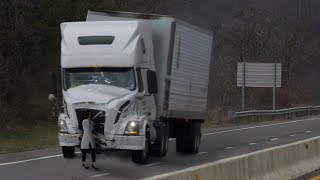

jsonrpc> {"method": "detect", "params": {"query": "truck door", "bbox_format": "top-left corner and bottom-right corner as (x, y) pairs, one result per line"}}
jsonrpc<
(136, 68), (156, 120)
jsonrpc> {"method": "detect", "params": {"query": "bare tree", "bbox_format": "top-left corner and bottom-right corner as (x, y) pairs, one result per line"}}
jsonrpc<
(210, 8), (315, 111)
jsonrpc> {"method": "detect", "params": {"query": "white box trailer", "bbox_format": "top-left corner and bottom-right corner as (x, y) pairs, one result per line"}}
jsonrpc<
(87, 11), (212, 120)
(49, 11), (213, 164)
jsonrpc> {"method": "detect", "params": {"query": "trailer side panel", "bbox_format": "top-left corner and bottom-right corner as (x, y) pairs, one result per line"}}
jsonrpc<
(167, 22), (213, 120)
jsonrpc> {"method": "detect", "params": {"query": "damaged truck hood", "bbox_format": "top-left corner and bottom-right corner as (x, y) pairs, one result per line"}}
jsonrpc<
(65, 84), (131, 104)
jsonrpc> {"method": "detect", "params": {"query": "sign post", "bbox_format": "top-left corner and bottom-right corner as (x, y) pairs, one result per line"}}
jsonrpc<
(273, 63), (277, 110)
(242, 63), (245, 111)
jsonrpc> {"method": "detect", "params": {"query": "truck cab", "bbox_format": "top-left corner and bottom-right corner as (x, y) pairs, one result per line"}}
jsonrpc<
(55, 20), (159, 163)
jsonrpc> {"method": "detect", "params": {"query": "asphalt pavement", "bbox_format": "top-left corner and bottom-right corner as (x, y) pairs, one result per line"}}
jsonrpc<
(1, 116), (320, 180)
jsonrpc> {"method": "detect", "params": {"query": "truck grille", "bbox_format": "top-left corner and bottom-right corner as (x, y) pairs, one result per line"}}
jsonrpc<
(75, 109), (106, 135)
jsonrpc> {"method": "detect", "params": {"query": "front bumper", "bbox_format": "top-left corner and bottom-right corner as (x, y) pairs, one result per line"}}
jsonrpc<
(101, 135), (145, 150)
(58, 133), (81, 147)
(58, 133), (145, 150)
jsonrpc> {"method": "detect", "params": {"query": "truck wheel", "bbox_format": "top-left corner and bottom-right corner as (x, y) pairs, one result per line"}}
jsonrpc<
(185, 121), (201, 154)
(176, 121), (201, 154)
(152, 121), (169, 157)
(176, 123), (186, 153)
(132, 129), (151, 164)
(62, 146), (75, 158)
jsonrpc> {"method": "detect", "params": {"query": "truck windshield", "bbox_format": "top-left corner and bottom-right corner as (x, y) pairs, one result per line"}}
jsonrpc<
(63, 67), (136, 91)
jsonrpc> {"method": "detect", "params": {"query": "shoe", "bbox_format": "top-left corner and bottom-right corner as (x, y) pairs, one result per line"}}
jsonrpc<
(82, 163), (90, 169)
(92, 164), (99, 170)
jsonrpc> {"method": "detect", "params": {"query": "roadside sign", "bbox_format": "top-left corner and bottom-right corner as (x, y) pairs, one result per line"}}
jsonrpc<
(237, 62), (282, 111)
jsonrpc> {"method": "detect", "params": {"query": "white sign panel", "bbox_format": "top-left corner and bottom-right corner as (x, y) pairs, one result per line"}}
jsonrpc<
(237, 62), (282, 88)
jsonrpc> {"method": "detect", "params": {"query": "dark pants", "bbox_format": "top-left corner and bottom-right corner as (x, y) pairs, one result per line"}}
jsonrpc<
(81, 147), (96, 163)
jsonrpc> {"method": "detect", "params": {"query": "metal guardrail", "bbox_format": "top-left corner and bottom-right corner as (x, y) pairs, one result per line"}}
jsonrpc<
(228, 106), (320, 123)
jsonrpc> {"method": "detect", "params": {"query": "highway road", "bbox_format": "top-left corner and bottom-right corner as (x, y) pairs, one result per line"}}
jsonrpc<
(1, 116), (320, 180)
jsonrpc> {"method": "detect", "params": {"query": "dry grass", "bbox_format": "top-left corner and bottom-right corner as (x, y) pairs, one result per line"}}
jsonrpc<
(204, 107), (235, 128)
(0, 121), (58, 154)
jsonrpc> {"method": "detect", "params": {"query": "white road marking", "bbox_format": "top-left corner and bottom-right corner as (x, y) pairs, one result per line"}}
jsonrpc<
(0, 151), (81, 166)
(0, 154), (62, 166)
(0, 117), (319, 167)
(270, 138), (278, 141)
(204, 117), (320, 136)
(290, 134), (297, 137)
(249, 143), (257, 145)
(225, 147), (234, 150)
(197, 152), (208, 155)
(144, 162), (163, 167)
(91, 173), (110, 178)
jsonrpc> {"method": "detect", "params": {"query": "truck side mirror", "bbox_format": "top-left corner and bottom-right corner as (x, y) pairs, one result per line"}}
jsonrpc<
(147, 70), (158, 94)
(49, 72), (57, 97)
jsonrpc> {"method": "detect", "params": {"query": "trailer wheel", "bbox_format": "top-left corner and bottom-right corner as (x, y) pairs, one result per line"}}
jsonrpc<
(176, 123), (186, 153)
(185, 121), (201, 154)
(176, 121), (201, 154)
(62, 146), (75, 158)
(132, 128), (151, 164)
(152, 121), (169, 157)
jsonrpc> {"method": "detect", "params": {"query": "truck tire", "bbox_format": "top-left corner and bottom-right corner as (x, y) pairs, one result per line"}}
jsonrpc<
(176, 121), (201, 154)
(132, 129), (151, 164)
(176, 122), (186, 153)
(62, 146), (75, 158)
(185, 121), (201, 154)
(152, 121), (169, 157)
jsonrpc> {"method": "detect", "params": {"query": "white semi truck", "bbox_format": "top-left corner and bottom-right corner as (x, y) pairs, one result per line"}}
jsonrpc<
(49, 11), (213, 164)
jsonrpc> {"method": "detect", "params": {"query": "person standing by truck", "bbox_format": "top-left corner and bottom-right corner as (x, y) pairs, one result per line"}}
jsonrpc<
(81, 110), (98, 170)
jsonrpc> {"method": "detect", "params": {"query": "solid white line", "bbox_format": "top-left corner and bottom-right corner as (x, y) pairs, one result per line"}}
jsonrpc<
(204, 117), (320, 136)
(0, 154), (62, 166)
(197, 152), (208, 155)
(249, 143), (257, 145)
(290, 134), (297, 137)
(91, 173), (110, 178)
(270, 138), (278, 141)
(225, 147), (234, 150)
(0, 151), (81, 167)
(144, 162), (163, 167)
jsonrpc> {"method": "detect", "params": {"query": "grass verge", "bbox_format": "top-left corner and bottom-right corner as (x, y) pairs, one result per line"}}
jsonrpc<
(0, 121), (58, 155)
(204, 107), (235, 128)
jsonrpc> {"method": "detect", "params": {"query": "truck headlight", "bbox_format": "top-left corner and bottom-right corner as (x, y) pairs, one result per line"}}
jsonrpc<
(58, 120), (68, 133)
(124, 121), (139, 135)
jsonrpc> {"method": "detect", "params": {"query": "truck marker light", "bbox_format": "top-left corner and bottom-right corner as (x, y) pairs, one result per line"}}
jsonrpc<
(128, 131), (139, 135)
